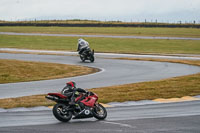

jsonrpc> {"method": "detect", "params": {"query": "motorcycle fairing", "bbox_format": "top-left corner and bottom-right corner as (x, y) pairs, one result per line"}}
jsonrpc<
(72, 107), (93, 119)
(80, 95), (98, 107)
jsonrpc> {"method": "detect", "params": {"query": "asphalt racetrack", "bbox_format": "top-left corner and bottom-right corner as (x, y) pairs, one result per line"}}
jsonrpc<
(0, 52), (200, 99)
(0, 101), (200, 133)
(0, 51), (200, 132)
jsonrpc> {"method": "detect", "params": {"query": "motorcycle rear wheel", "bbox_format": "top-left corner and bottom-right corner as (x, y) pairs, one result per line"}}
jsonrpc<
(93, 103), (107, 120)
(53, 103), (72, 122)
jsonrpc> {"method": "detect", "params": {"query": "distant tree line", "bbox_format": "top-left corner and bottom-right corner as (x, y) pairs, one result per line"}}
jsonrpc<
(0, 21), (199, 28)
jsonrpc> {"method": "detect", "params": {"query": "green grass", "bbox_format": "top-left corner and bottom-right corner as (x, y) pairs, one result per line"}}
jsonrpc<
(0, 26), (200, 38)
(0, 34), (200, 54)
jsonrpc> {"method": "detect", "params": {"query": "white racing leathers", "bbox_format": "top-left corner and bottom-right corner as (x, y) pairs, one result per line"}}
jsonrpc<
(77, 39), (89, 52)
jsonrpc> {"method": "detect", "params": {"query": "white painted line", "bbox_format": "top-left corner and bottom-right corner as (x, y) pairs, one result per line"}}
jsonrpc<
(102, 121), (135, 129)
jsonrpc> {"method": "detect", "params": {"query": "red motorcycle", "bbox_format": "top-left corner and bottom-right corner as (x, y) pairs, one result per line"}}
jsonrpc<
(45, 90), (107, 122)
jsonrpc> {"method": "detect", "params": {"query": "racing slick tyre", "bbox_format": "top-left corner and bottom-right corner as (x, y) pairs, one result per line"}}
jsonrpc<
(80, 55), (85, 62)
(92, 103), (107, 120)
(53, 103), (72, 122)
(90, 55), (95, 63)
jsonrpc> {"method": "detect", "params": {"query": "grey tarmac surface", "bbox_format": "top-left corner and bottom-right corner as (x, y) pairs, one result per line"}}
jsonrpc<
(1, 31), (200, 40)
(0, 53), (200, 99)
(0, 51), (200, 132)
(0, 101), (200, 132)
(1, 116), (199, 133)
(1, 48), (200, 60)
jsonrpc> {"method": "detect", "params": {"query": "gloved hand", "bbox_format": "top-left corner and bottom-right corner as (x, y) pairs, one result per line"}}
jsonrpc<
(86, 91), (90, 96)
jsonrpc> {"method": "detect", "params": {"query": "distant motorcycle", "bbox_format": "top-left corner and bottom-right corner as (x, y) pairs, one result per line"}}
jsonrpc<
(46, 90), (107, 122)
(79, 47), (95, 62)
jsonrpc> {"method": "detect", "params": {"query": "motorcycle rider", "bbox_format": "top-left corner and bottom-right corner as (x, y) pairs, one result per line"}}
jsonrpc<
(61, 81), (87, 110)
(77, 38), (90, 55)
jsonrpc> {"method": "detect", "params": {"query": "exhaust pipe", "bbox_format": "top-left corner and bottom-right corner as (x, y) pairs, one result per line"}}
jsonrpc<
(45, 95), (68, 102)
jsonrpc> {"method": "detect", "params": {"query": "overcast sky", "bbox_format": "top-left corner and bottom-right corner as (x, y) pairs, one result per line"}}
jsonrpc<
(0, 0), (200, 23)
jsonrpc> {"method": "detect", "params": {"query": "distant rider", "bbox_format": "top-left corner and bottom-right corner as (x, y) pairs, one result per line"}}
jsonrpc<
(77, 38), (90, 55)
(61, 81), (87, 109)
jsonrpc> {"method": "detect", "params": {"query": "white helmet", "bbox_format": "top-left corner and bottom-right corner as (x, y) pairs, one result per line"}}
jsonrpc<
(78, 38), (83, 42)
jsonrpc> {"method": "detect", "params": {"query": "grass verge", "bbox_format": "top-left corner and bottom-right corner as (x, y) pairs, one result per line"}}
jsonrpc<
(0, 59), (99, 83)
(0, 58), (199, 109)
(1, 26), (200, 38)
(0, 35), (200, 54)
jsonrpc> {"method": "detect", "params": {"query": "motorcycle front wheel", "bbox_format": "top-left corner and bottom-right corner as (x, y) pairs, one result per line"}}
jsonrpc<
(92, 103), (107, 120)
(90, 55), (95, 63)
(80, 54), (85, 62)
(53, 103), (72, 122)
